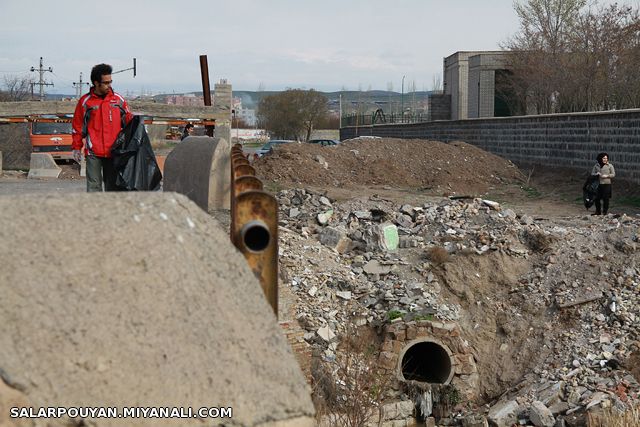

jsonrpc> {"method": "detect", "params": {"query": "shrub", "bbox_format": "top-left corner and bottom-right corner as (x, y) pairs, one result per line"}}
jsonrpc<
(427, 246), (450, 264)
(313, 323), (389, 427)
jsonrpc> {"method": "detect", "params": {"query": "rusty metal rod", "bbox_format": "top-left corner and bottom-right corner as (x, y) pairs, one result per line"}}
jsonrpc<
(199, 55), (214, 137)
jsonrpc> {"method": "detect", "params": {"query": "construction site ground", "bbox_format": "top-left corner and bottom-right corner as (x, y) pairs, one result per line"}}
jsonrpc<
(256, 138), (640, 425)
(253, 138), (640, 219)
(4, 138), (640, 215)
(2, 137), (639, 425)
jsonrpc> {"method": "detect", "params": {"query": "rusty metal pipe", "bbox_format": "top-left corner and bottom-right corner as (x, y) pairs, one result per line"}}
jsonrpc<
(235, 176), (263, 194)
(229, 144), (278, 316)
(233, 164), (256, 178)
(240, 220), (271, 252)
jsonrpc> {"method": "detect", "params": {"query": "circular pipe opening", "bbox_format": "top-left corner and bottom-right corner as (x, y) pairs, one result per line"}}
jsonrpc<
(241, 221), (271, 252)
(400, 341), (453, 384)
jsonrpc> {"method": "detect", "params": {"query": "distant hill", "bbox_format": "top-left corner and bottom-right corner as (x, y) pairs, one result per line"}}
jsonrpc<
(152, 90), (435, 110)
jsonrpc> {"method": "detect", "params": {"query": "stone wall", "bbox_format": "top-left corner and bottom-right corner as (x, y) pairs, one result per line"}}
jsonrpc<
(340, 109), (640, 183)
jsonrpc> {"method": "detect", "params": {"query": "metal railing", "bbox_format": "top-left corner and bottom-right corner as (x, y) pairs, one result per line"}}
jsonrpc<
(341, 111), (429, 127)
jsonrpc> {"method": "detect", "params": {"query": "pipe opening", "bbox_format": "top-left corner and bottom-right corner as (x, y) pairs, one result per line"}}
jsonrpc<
(400, 341), (453, 384)
(241, 221), (270, 252)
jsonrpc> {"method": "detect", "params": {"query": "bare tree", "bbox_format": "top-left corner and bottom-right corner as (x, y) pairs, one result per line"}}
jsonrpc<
(0, 75), (34, 101)
(505, 0), (587, 114)
(513, 0), (587, 54)
(503, 0), (640, 114)
(430, 74), (442, 93)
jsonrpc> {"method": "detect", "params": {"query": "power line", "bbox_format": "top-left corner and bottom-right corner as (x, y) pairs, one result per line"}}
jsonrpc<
(0, 69), (31, 74)
(30, 57), (53, 101)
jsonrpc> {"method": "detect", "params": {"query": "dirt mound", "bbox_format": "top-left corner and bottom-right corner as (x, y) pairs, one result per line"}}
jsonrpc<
(0, 192), (314, 426)
(256, 138), (524, 195)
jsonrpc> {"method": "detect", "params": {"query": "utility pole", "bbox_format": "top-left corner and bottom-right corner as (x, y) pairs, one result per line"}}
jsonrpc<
(72, 72), (89, 98)
(339, 93), (342, 129)
(30, 57), (54, 101)
(401, 75), (406, 123)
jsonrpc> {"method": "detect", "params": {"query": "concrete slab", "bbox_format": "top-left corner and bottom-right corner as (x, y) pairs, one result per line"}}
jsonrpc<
(27, 153), (61, 179)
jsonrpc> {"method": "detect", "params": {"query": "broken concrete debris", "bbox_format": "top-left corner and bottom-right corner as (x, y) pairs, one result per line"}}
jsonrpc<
(277, 187), (640, 425)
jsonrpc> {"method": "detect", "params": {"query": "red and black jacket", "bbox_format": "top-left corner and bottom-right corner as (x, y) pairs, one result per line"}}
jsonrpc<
(72, 88), (133, 158)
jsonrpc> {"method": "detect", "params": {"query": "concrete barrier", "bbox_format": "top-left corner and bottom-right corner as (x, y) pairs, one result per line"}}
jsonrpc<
(0, 193), (315, 427)
(163, 136), (231, 211)
(27, 153), (61, 179)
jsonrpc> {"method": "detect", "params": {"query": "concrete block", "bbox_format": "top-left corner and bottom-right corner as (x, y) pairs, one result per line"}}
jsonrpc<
(163, 136), (231, 211)
(27, 153), (61, 179)
(529, 401), (555, 427)
(318, 226), (351, 253)
(488, 400), (519, 427)
(364, 222), (399, 251)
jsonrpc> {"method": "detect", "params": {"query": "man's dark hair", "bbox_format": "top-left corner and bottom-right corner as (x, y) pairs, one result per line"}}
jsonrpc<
(90, 63), (113, 85)
(185, 123), (194, 130)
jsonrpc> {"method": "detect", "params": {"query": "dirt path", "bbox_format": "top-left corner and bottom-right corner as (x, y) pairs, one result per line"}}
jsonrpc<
(0, 172), (85, 195)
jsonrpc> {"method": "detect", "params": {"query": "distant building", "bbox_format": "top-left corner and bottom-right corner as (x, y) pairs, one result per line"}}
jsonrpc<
(237, 108), (257, 126)
(166, 93), (205, 106)
(443, 51), (511, 120)
(232, 96), (257, 126)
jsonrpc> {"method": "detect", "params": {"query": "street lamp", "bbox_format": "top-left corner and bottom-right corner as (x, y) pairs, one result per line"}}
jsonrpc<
(401, 75), (406, 122)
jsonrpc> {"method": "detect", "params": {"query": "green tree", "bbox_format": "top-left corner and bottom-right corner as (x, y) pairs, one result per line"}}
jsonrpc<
(257, 89), (329, 140)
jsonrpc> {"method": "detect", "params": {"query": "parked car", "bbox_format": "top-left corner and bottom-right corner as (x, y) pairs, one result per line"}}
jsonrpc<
(267, 139), (295, 145)
(255, 140), (295, 157)
(307, 139), (340, 146)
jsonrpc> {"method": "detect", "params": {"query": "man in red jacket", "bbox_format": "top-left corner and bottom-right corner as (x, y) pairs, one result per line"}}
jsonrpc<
(72, 63), (133, 192)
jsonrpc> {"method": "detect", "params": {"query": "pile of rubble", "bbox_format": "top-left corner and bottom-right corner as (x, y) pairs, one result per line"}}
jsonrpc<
(276, 187), (640, 425)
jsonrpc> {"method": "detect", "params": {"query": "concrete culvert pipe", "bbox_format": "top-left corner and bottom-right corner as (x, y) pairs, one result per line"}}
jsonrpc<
(399, 340), (454, 384)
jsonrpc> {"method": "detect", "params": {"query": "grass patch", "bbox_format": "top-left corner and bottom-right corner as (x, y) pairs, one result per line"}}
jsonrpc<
(262, 180), (284, 195)
(386, 310), (404, 321)
(617, 196), (640, 207)
(521, 186), (542, 198)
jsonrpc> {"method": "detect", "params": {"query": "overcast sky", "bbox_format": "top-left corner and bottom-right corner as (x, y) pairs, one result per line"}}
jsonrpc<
(0, 0), (586, 95)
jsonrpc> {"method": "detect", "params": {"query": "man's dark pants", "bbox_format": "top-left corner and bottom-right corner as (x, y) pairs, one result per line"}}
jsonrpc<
(86, 155), (120, 192)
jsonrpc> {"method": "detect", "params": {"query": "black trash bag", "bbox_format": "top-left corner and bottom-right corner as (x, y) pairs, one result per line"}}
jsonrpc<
(583, 175), (599, 209)
(111, 115), (162, 191)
